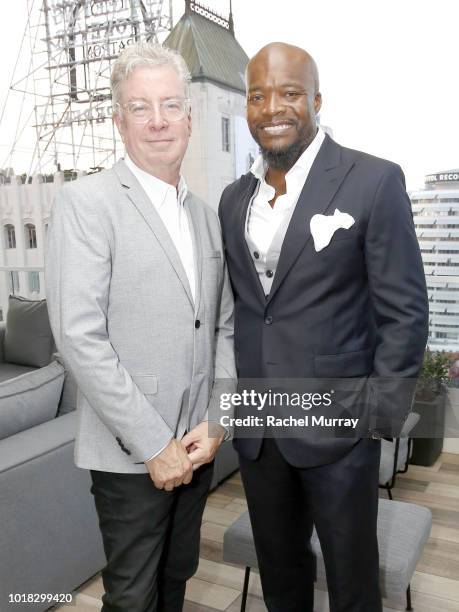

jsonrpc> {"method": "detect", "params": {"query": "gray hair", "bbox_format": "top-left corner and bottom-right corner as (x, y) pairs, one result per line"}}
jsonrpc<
(111, 41), (191, 110)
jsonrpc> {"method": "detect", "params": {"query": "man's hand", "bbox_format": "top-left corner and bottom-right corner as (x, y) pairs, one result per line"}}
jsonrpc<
(145, 439), (193, 491)
(181, 421), (226, 470)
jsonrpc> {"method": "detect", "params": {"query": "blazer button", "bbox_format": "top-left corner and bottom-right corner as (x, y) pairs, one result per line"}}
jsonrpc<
(264, 315), (273, 325)
(254, 251), (260, 259)
(266, 270), (273, 278)
(195, 320), (201, 329)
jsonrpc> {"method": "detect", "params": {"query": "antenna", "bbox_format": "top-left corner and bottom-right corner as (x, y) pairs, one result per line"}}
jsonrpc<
(229, 0), (234, 35)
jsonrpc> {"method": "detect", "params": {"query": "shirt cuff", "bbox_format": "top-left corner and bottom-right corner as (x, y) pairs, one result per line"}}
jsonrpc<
(145, 438), (172, 463)
(202, 420), (231, 441)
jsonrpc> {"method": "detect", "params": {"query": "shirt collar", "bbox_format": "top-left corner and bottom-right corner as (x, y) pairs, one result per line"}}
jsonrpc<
(124, 152), (188, 207)
(250, 126), (326, 181)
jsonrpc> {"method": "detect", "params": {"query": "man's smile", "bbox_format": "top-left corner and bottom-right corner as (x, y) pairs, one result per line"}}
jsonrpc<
(145, 138), (174, 145)
(258, 122), (295, 136)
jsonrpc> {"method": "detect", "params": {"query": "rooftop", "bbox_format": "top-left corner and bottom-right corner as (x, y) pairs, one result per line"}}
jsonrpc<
(164, 1), (248, 94)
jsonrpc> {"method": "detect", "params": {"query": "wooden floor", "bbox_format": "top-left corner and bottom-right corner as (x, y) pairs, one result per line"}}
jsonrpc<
(57, 453), (459, 611)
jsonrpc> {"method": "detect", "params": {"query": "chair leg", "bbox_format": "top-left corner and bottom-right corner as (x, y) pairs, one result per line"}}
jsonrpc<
(406, 584), (413, 610)
(240, 567), (251, 612)
(387, 486), (393, 500)
(400, 438), (412, 473)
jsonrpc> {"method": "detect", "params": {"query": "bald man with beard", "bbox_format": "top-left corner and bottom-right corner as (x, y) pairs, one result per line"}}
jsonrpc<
(218, 43), (428, 611)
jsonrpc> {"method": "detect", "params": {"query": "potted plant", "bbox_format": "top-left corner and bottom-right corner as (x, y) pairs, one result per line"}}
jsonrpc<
(410, 349), (450, 466)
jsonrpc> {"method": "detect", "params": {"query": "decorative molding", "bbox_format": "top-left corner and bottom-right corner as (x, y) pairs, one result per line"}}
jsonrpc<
(190, 1), (231, 31)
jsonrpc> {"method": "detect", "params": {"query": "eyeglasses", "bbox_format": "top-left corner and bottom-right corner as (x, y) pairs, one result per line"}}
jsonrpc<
(117, 98), (190, 123)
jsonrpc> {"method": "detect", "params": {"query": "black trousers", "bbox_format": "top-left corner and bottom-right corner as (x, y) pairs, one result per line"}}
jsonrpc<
(239, 437), (382, 612)
(90, 461), (213, 612)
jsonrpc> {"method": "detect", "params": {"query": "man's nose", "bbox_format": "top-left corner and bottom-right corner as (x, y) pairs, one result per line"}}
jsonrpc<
(265, 92), (285, 115)
(146, 104), (167, 129)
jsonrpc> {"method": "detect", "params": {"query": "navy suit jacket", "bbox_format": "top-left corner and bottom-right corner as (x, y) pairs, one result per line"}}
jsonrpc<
(218, 134), (429, 467)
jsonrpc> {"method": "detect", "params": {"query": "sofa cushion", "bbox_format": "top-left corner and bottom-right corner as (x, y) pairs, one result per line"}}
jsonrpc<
(4, 295), (55, 368)
(0, 361), (65, 441)
(0, 363), (36, 383)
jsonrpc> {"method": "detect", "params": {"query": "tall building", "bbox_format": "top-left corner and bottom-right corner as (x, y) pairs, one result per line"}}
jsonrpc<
(411, 170), (459, 351)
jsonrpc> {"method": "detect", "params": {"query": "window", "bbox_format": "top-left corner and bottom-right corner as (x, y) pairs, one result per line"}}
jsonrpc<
(28, 271), (40, 293)
(7, 271), (20, 294)
(221, 116), (230, 152)
(4, 224), (16, 249)
(25, 223), (37, 249)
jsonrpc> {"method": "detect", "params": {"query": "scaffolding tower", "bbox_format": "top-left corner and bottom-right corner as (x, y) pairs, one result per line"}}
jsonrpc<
(6, 0), (173, 175)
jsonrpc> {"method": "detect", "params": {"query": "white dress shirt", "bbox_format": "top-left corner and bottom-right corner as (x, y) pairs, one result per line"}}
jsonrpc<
(124, 153), (196, 302)
(248, 127), (326, 258)
(124, 153), (196, 460)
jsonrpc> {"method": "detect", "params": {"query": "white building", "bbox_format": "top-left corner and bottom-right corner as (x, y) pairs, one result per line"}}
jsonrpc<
(164, 0), (257, 207)
(411, 170), (459, 351)
(0, 1), (256, 319)
(0, 171), (63, 320)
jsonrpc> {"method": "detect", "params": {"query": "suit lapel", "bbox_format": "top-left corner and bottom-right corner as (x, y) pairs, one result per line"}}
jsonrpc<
(113, 159), (194, 309)
(236, 173), (267, 303)
(267, 136), (355, 304)
(185, 195), (202, 314)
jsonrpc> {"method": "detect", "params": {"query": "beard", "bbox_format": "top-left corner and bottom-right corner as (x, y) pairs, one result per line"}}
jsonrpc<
(257, 121), (317, 171)
(259, 138), (306, 171)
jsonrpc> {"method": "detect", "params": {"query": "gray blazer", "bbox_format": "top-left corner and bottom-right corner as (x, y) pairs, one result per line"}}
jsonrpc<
(46, 160), (235, 473)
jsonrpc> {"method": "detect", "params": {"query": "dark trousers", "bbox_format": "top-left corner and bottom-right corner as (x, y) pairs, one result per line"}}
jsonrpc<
(239, 437), (382, 612)
(90, 461), (213, 612)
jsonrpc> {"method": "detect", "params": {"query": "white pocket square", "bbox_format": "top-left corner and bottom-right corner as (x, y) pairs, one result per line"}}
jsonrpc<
(310, 209), (355, 252)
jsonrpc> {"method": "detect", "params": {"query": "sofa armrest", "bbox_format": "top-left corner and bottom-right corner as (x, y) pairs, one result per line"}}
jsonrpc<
(0, 321), (5, 364)
(0, 413), (105, 611)
(0, 412), (77, 473)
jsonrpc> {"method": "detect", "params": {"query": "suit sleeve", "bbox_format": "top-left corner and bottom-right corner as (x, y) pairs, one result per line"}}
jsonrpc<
(204, 206), (237, 437)
(45, 184), (174, 461)
(365, 164), (429, 435)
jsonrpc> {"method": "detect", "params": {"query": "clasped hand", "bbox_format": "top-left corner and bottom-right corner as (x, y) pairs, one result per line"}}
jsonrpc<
(145, 422), (225, 491)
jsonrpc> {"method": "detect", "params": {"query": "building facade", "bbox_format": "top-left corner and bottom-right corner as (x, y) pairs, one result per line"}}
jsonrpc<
(411, 170), (459, 351)
(0, 171), (78, 320)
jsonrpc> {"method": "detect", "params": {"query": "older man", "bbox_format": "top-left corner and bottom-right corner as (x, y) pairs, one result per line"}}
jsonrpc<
(219, 43), (428, 611)
(46, 42), (235, 612)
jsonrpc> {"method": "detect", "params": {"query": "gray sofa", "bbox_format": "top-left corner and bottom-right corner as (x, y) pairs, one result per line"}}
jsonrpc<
(0, 305), (106, 611)
(0, 298), (239, 611)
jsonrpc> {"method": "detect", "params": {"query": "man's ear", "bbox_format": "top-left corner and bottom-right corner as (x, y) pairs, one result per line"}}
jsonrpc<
(314, 92), (322, 115)
(113, 112), (125, 142)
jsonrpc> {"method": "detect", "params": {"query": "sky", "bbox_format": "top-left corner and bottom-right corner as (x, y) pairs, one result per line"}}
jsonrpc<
(0, 0), (458, 190)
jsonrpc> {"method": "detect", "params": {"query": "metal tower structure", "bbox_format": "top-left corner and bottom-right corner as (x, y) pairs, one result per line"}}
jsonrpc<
(12, 0), (173, 175)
